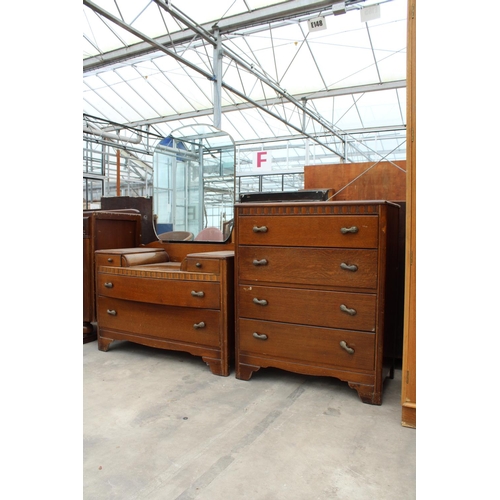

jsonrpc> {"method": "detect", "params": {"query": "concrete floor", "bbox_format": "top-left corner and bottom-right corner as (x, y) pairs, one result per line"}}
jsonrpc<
(84, 340), (416, 500)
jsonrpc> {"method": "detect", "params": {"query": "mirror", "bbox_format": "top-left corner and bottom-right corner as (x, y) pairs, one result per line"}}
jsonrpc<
(153, 124), (235, 243)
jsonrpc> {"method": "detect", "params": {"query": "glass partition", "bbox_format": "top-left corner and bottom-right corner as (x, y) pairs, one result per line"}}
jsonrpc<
(153, 124), (235, 242)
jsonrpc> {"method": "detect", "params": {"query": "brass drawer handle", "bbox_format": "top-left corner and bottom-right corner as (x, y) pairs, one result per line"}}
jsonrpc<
(341, 226), (359, 234)
(106, 309), (117, 316)
(191, 291), (205, 297)
(253, 226), (268, 233)
(104, 282), (114, 288)
(193, 321), (206, 329)
(253, 259), (268, 266)
(253, 332), (268, 340)
(107, 257), (114, 263)
(340, 340), (354, 354)
(253, 298), (268, 306)
(340, 263), (358, 272)
(340, 304), (357, 316)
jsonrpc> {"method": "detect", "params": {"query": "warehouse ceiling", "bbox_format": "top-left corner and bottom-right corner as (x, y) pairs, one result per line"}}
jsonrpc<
(83, 0), (407, 172)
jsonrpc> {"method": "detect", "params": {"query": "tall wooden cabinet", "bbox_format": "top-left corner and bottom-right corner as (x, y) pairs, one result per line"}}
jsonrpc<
(234, 201), (399, 405)
(83, 210), (141, 343)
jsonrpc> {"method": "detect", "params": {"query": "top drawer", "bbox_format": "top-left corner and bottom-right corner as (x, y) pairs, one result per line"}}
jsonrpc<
(95, 253), (122, 267)
(238, 215), (378, 248)
(181, 251), (234, 274)
(183, 257), (221, 274)
(97, 271), (220, 309)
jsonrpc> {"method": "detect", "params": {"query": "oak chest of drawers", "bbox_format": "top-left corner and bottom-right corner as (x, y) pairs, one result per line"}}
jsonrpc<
(95, 249), (234, 376)
(234, 201), (399, 404)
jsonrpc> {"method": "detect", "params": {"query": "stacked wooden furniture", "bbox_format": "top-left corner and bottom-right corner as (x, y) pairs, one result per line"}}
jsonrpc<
(101, 196), (157, 245)
(234, 200), (399, 404)
(95, 246), (234, 376)
(83, 210), (142, 343)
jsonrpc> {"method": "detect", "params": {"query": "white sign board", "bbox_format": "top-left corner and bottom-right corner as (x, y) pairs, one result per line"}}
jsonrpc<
(253, 151), (273, 172)
(308, 16), (327, 33)
(360, 4), (381, 23)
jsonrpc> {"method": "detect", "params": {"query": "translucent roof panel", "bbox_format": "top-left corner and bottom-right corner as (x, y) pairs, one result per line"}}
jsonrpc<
(83, 0), (407, 169)
(83, 0), (291, 59)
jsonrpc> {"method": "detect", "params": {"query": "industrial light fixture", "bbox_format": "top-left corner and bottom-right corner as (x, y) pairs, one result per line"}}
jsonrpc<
(332, 1), (347, 16)
(332, 0), (390, 20)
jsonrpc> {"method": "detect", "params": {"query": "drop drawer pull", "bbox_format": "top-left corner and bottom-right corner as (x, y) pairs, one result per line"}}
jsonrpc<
(340, 263), (358, 272)
(193, 321), (205, 329)
(253, 259), (268, 266)
(340, 304), (357, 316)
(107, 309), (117, 316)
(341, 226), (359, 234)
(253, 226), (268, 233)
(340, 340), (354, 354)
(253, 298), (268, 306)
(104, 282), (114, 288)
(253, 332), (268, 340)
(191, 291), (205, 297)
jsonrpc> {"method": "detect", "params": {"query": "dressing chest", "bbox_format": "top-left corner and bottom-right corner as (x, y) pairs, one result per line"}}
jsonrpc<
(95, 248), (234, 376)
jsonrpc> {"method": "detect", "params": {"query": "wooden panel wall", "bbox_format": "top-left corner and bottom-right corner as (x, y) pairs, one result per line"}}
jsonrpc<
(304, 160), (406, 202)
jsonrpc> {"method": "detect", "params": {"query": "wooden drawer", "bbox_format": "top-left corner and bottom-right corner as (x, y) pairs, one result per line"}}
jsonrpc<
(238, 215), (378, 248)
(183, 256), (221, 274)
(95, 253), (122, 267)
(121, 250), (169, 267)
(98, 297), (221, 347)
(238, 318), (375, 371)
(238, 246), (378, 289)
(238, 285), (376, 331)
(97, 272), (221, 309)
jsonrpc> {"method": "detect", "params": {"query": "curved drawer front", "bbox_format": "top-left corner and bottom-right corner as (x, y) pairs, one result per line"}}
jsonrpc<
(238, 246), (378, 289)
(98, 297), (221, 346)
(238, 318), (375, 371)
(121, 251), (170, 267)
(238, 215), (378, 248)
(238, 285), (376, 331)
(97, 273), (220, 309)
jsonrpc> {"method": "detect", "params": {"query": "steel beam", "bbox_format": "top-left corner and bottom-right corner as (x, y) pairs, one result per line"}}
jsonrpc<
(84, 0), (345, 73)
(124, 81), (406, 128)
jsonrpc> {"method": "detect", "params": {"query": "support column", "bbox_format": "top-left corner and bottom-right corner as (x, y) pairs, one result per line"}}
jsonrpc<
(116, 149), (121, 196)
(213, 29), (223, 129)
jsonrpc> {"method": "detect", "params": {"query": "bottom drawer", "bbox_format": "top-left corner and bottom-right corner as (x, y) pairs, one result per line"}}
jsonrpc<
(238, 318), (375, 371)
(98, 296), (221, 347)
